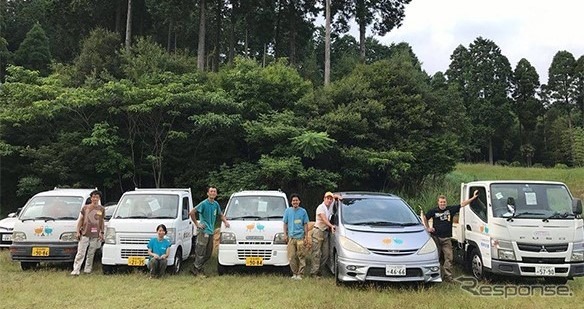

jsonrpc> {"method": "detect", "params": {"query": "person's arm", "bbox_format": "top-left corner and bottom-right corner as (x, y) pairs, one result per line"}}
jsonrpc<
(189, 208), (202, 229)
(318, 213), (336, 233)
(283, 222), (288, 243)
(75, 208), (84, 239)
(162, 246), (170, 260)
(423, 211), (434, 233)
(461, 190), (480, 207)
(221, 214), (230, 228)
(99, 207), (105, 241)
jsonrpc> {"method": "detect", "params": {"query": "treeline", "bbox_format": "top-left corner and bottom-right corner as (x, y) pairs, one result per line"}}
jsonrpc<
(1, 1), (584, 213)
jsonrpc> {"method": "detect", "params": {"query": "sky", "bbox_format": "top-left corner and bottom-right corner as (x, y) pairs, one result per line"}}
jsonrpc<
(374, 0), (584, 84)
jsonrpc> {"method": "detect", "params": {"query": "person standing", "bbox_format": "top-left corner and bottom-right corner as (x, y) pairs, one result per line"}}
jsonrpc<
(71, 190), (105, 276)
(147, 224), (171, 278)
(189, 186), (230, 277)
(423, 190), (479, 282)
(283, 193), (310, 280)
(310, 191), (337, 277)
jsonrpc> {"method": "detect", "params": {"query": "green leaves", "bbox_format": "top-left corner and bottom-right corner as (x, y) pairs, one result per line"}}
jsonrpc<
(290, 131), (336, 159)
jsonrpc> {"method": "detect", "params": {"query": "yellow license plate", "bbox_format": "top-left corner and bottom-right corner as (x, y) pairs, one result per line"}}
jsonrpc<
(245, 257), (264, 266)
(127, 256), (145, 266)
(32, 247), (49, 256)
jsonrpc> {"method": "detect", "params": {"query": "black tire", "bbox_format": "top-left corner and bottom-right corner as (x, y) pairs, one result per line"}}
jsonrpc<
(333, 252), (342, 286)
(21, 262), (38, 271)
(102, 264), (114, 275)
(469, 248), (487, 281)
(217, 263), (227, 276)
(544, 277), (568, 285)
(170, 248), (182, 275)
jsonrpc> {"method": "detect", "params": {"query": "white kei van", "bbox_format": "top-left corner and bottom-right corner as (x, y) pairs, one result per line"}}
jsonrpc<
(10, 188), (96, 270)
(101, 188), (194, 274)
(217, 190), (289, 274)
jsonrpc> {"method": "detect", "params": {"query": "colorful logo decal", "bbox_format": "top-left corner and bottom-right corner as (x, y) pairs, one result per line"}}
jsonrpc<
(382, 237), (403, 246)
(246, 223), (255, 232)
(34, 225), (53, 236)
(479, 225), (489, 234)
(245, 223), (265, 232)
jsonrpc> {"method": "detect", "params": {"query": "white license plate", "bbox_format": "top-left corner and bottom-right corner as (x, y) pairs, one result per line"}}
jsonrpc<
(1, 234), (11, 242)
(385, 265), (406, 276)
(535, 265), (556, 276)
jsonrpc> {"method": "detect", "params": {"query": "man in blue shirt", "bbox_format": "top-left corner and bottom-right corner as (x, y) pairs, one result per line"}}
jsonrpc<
(189, 186), (230, 277)
(283, 193), (309, 280)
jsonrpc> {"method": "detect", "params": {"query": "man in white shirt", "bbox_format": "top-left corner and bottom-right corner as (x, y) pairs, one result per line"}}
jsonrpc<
(310, 191), (337, 277)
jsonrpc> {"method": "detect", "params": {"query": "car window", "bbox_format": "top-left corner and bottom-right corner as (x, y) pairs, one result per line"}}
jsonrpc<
(115, 194), (179, 218)
(225, 196), (287, 218)
(20, 196), (85, 220)
(340, 197), (421, 225)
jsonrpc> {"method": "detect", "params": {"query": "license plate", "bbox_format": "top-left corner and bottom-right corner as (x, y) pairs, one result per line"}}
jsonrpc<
(385, 265), (406, 276)
(127, 256), (145, 266)
(535, 265), (556, 276)
(32, 247), (49, 256)
(2, 234), (11, 242)
(245, 257), (264, 266)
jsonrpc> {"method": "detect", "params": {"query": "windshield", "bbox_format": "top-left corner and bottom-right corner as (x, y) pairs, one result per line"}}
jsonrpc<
(115, 194), (178, 219)
(225, 196), (287, 219)
(341, 197), (421, 226)
(20, 196), (85, 220)
(491, 183), (573, 219)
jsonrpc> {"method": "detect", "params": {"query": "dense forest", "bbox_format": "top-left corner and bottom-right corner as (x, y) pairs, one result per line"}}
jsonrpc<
(1, 0), (584, 213)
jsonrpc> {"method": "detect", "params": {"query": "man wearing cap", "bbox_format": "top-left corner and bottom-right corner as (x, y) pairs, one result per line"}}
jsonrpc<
(309, 191), (337, 277)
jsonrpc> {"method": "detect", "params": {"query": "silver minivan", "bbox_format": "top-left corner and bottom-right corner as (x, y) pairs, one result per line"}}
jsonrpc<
(327, 192), (441, 284)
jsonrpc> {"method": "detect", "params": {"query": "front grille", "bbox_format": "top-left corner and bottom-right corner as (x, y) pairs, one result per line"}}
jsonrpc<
(517, 243), (568, 253)
(121, 249), (149, 258)
(120, 237), (150, 245)
(238, 241), (272, 245)
(369, 248), (418, 256)
(522, 257), (566, 264)
(237, 249), (272, 260)
(367, 267), (423, 277)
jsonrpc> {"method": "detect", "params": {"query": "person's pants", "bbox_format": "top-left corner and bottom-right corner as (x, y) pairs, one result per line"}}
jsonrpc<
(193, 230), (213, 270)
(287, 238), (306, 276)
(72, 236), (101, 273)
(148, 258), (167, 277)
(432, 235), (454, 280)
(310, 228), (329, 275)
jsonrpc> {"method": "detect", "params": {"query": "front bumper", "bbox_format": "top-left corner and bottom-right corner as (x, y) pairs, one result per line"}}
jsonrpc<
(101, 243), (178, 267)
(336, 254), (442, 283)
(10, 241), (78, 263)
(218, 244), (288, 266)
(490, 260), (584, 278)
(0, 231), (13, 248)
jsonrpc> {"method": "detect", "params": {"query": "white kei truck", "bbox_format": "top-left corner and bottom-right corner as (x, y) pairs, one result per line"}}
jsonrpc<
(101, 188), (195, 274)
(453, 180), (584, 284)
(217, 190), (289, 274)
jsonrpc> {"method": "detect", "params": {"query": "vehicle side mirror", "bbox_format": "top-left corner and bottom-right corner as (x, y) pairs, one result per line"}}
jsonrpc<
(573, 198), (582, 215)
(8, 212), (17, 218)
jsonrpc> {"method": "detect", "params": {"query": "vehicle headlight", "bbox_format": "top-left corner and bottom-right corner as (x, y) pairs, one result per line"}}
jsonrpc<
(418, 238), (437, 255)
(491, 238), (515, 261)
(105, 227), (116, 244)
(12, 231), (26, 241)
(273, 233), (286, 244)
(221, 232), (236, 244)
(572, 242), (584, 262)
(339, 236), (370, 254)
(60, 232), (77, 241)
(166, 228), (176, 244)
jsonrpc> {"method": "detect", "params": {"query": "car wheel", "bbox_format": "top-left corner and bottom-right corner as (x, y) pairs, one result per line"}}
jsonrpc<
(102, 264), (114, 275)
(470, 248), (486, 281)
(21, 262), (38, 271)
(217, 262), (227, 276)
(170, 248), (182, 275)
(544, 277), (568, 285)
(333, 252), (342, 286)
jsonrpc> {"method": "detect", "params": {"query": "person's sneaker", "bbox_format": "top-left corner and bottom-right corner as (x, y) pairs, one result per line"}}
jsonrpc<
(190, 268), (199, 276)
(295, 275), (303, 280)
(70, 270), (80, 276)
(291, 275), (298, 280)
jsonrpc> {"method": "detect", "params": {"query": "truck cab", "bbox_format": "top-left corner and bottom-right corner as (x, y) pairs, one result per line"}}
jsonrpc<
(101, 188), (194, 274)
(217, 190), (289, 274)
(453, 180), (584, 283)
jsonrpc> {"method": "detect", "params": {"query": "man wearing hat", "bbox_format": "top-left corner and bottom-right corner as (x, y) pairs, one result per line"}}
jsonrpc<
(309, 191), (337, 277)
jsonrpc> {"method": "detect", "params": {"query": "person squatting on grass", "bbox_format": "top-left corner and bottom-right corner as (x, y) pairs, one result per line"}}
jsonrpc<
(423, 190), (479, 282)
(310, 191), (337, 277)
(71, 190), (105, 276)
(189, 186), (230, 277)
(147, 224), (171, 278)
(283, 193), (310, 280)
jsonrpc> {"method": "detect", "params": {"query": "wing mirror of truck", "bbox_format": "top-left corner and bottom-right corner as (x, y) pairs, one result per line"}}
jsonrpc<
(573, 198), (583, 215)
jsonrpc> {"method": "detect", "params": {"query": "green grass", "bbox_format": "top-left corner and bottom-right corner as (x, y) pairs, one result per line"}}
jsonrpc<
(3, 164), (584, 308)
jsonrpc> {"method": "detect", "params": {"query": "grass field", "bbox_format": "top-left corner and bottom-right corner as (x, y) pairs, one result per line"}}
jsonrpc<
(2, 164), (584, 308)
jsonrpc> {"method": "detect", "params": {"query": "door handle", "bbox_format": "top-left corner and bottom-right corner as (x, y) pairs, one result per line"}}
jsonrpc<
(466, 225), (472, 231)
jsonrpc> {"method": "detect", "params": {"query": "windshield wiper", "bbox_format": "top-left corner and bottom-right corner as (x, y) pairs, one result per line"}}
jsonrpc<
(23, 216), (56, 222)
(54, 216), (78, 220)
(150, 216), (175, 219)
(507, 211), (546, 221)
(543, 212), (574, 222)
(263, 215), (284, 220)
(352, 221), (403, 226)
(228, 215), (262, 220)
(124, 215), (150, 219)
(398, 222), (421, 226)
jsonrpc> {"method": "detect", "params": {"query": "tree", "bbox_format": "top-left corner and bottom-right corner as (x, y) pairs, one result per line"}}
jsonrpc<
(547, 50), (576, 129)
(14, 23), (51, 75)
(125, 0), (133, 50)
(74, 28), (122, 84)
(574, 55), (584, 127)
(197, 0), (206, 70)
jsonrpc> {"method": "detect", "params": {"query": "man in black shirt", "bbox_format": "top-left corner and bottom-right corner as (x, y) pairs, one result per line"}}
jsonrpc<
(424, 190), (479, 282)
